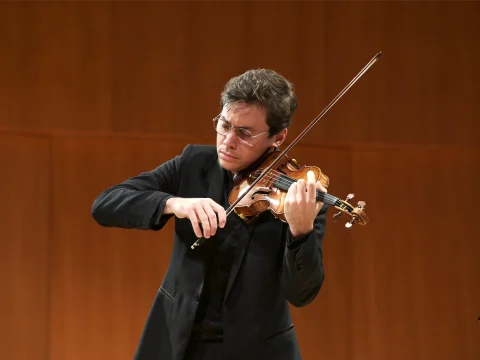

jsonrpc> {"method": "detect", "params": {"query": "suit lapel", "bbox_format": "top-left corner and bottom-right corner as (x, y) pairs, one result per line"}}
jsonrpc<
(203, 156), (254, 303)
(204, 156), (225, 205)
(182, 155), (224, 300)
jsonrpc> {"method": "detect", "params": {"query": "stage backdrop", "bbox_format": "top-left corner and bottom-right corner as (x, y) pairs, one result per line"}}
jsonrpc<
(1, 2), (479, 360)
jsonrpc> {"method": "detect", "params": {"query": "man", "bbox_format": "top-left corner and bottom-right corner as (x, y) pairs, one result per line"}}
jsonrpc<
(91, 69), (328, 360)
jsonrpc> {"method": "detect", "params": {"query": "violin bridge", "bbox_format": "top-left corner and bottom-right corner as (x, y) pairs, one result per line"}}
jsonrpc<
(234, 208), (252, 223)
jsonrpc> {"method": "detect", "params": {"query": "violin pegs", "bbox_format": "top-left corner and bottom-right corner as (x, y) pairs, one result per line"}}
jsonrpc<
(357, 201), (366, 209)
(334, 193), (355, 222)
(345, 218), (356, 228)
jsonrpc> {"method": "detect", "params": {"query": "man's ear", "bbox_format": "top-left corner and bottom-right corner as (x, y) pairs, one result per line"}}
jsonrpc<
(273, 128), (288, 148)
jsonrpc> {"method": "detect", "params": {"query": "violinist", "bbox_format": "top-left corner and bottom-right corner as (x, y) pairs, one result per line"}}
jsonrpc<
(91, 69), (329, 360)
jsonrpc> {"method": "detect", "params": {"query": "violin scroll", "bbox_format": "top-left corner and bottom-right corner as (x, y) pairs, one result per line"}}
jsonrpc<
(332, 193), (369, 228)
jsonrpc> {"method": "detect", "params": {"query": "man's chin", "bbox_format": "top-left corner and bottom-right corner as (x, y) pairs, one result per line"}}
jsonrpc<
(218, 158), (240, 173)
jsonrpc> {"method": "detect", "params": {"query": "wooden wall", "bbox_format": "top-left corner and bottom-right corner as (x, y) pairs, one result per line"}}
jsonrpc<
(0, 1), (479, 360)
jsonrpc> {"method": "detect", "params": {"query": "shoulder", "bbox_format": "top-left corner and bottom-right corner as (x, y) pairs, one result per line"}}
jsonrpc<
(178, 144), (218, 167)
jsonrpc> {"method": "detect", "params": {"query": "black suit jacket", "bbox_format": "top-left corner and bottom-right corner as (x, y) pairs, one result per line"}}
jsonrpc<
(91, 144), (327, 360)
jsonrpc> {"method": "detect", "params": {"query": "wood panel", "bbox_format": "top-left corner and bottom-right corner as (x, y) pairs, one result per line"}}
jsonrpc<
(0, 2), (112, 131)
(111, 1), (193, 135)
(345, 146), (480, 360)
(111, 1), (327, 138)
(323, 1), (480, 146)
(287, 145), (356, 360)
(240, 1), (328, 148)
(288, 145), (480, 360)
(1, 2), (478, 146)
(0, 134), (50, 360)
(49, 135), (194, 360)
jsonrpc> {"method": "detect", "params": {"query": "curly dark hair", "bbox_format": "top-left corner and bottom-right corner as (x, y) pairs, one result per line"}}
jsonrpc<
(220, 69), (298, 136)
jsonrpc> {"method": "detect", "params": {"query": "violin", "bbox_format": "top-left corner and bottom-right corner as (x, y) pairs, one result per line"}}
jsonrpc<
(191, 51), (381, 249)
(228, 148), (368, 227)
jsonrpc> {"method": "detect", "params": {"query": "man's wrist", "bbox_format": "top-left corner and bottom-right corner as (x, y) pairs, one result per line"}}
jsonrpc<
(286, 231), (310, 252)
(289, 225), (313, 239)
(164, 197), (179, 215)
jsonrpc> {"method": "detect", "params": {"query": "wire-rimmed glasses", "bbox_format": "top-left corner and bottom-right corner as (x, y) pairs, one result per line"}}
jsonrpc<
(213, 114), (269, 146)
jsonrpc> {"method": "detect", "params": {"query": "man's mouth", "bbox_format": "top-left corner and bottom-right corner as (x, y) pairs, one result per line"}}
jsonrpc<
(219, 150), (238, 160)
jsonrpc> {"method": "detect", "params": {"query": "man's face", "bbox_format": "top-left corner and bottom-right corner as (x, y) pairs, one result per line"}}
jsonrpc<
(215, 102), (287, 173)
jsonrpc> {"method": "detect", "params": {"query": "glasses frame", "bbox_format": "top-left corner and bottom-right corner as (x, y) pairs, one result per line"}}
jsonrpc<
(212, 114), (269, 146)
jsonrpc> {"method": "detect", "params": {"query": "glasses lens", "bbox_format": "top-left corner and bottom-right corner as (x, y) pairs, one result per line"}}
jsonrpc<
(214, 118), (230, 135)
(235, 128), (253, 142)
(213, 117), (254, 145)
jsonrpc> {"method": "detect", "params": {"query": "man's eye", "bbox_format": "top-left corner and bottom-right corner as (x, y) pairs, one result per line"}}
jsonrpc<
(238, 129), (252, 138)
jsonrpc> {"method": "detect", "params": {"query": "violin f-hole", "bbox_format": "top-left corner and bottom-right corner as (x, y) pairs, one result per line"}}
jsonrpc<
(251, 188), (272, 200)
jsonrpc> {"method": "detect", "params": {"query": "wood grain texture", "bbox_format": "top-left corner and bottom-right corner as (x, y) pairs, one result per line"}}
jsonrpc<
(322, 1), (480, 146)
(287, 145), (356, 360)
(3, 2), (477, 145)
(347, 146), (480, 360)
(0, 2), (112, 131)
(48, 134), (193, 360)
(0, 134), (50, 360)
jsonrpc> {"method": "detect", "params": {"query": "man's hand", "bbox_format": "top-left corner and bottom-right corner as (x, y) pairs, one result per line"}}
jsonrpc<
(284, 170), (326, 238)
(164, 198), (226, 239)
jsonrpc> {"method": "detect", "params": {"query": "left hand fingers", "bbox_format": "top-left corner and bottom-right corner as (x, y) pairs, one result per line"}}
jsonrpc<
(295, 178), (306, 202)
(316, 181), (327, 192)
(289, 171), (323, 203)
(285, 181), (296, 204)
(306, 171), (316, 200)
(313, 172), (327, 192)
(307, 171), (325, 210)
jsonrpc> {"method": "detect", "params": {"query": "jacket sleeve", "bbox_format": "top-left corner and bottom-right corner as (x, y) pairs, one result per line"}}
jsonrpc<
(281, 204), (327, 307)
(91, 144), (193, 231)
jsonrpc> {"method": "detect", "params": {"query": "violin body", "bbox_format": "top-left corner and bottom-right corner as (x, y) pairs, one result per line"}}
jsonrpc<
(229, 149), (368, 227)
(229, 150), (329, 223)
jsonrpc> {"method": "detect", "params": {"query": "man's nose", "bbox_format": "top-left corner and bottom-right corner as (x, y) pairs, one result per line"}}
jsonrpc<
(223, 129), (238, 148)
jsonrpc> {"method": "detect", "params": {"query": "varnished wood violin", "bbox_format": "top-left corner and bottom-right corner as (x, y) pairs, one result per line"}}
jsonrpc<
(228, 148), (368, 227)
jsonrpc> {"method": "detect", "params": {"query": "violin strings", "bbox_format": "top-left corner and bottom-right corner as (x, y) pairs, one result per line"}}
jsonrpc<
(253, 170), (332, 200)
(242, 168), (341, 206)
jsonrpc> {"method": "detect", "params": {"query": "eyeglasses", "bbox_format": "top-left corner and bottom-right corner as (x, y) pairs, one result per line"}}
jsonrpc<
(213, 115), (269, 146)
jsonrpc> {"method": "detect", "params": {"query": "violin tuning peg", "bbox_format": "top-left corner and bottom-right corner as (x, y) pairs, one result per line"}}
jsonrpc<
(345, 193), (354, 201)
(332, 211), (342, 222)
(345, 218), (356, 228)
(357, 201), (366, 209)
